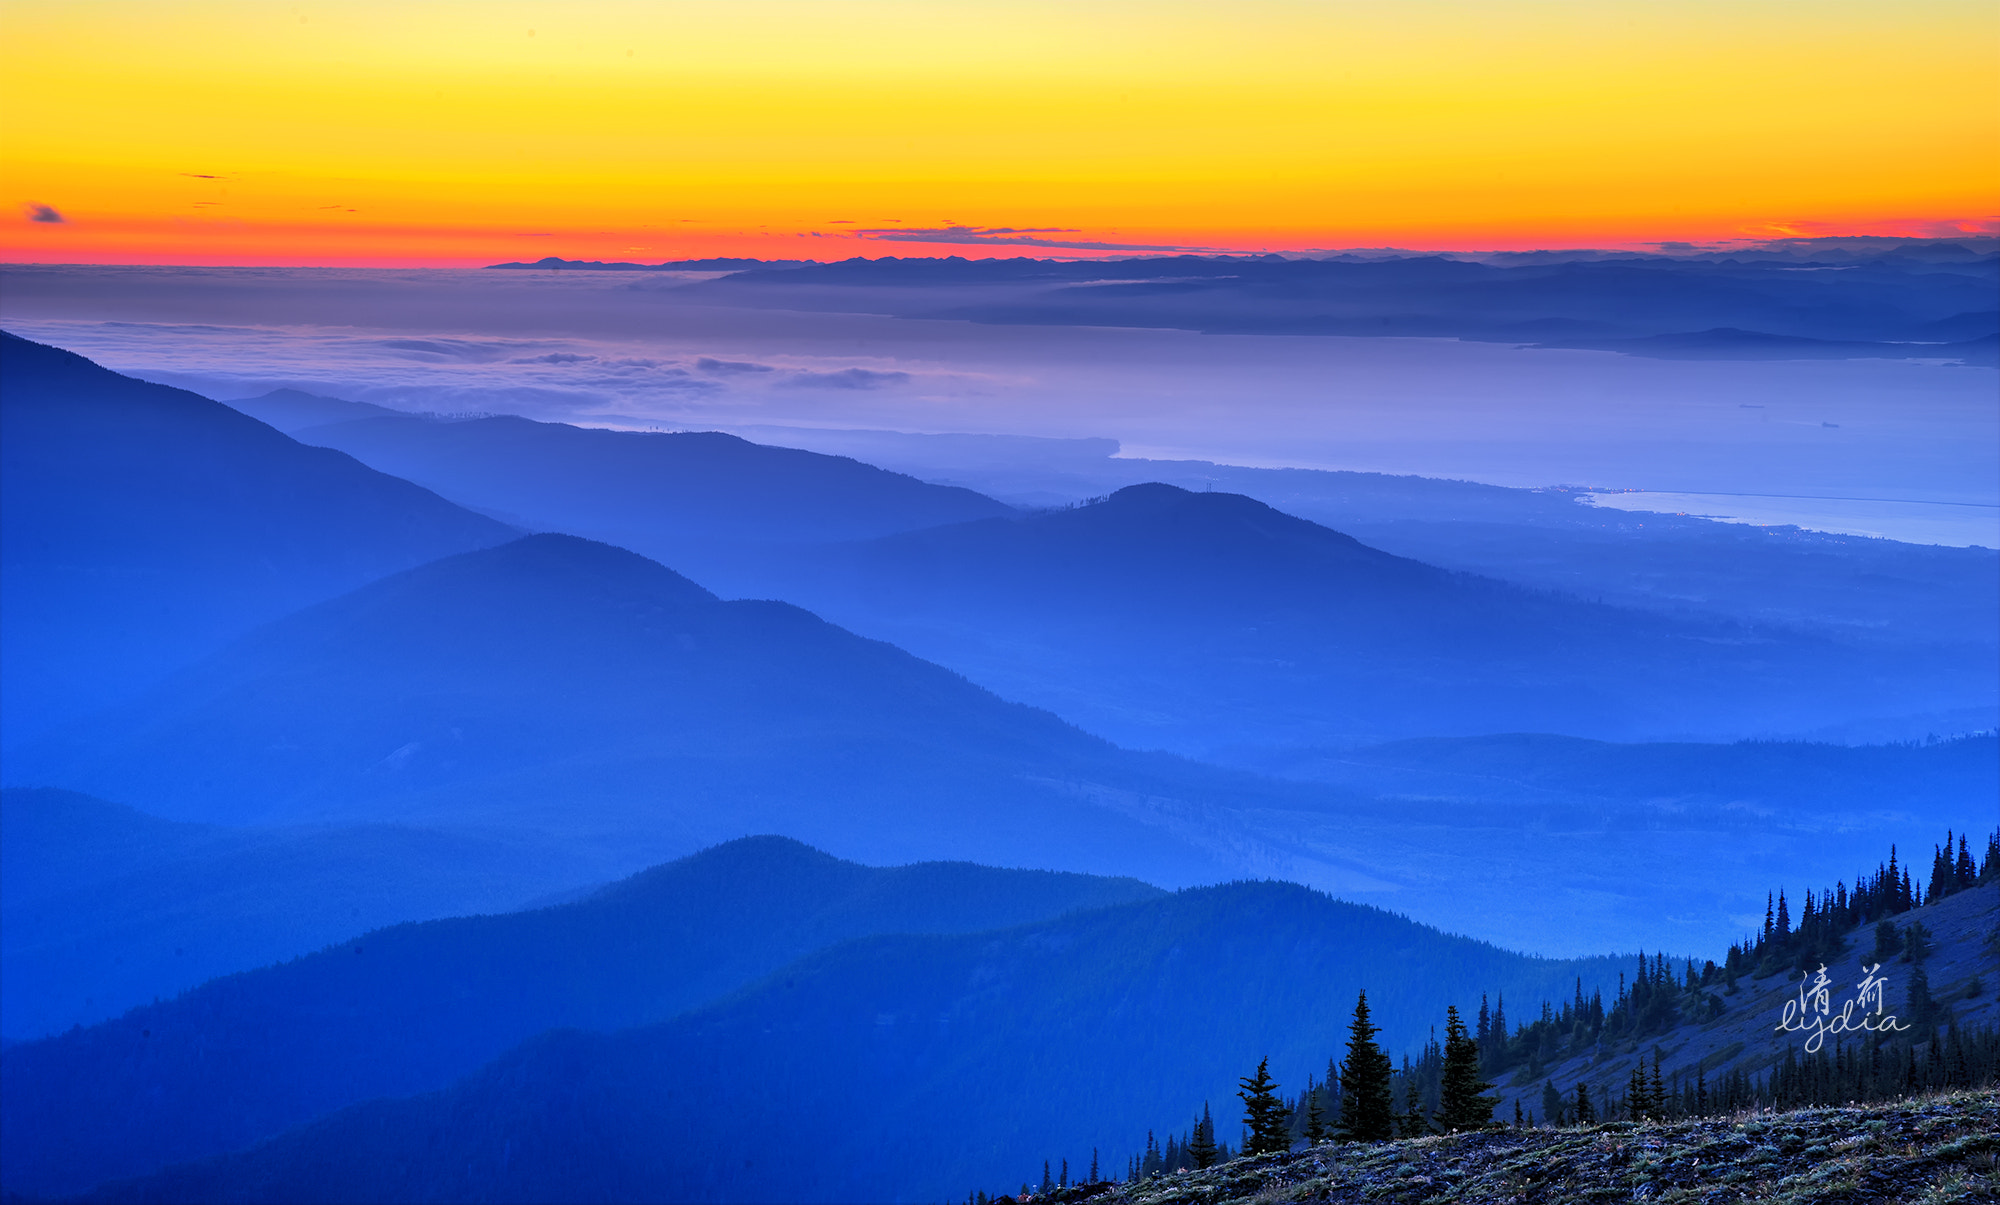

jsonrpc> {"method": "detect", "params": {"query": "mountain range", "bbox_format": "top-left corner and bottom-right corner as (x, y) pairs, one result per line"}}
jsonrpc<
(244, 400), (1014, 584)
(6, 530), (1240, 889)
(6, 333), (1990, 961)
(1, 788), (597, 1040)
(680, 248), (2000, 362)
(0, 333), (512, 744)
(23, 842), (1624, 1204)
(0, 836), (1161, 1199)
(727, 483), (1994, 754)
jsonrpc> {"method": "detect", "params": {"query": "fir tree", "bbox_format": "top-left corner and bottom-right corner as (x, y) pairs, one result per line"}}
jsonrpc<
(1903, 920), (1934, 965)
(1541, 1079), (1565, 1127)
(1187, 1104), (1218, 1169)
(1302, 1084), (1328, 1144)
(1337, 990), (1396, 1141)
(1573, 1081), (1596, 1125)
(1395, 1076), (1435, 1138)
(1907, 962), (1938, 1031)
(1437, 1004), (1498, 1131)
(1237, 1058), (1289, 1156)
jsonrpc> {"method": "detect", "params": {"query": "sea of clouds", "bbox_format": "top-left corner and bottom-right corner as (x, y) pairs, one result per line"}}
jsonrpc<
(4, 264), (1993, 545)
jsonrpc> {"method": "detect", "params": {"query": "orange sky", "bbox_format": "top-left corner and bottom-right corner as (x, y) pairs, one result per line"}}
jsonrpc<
(3, 1), (1996, 266)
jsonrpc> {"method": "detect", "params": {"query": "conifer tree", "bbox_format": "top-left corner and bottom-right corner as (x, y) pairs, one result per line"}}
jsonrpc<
(1187, 1104), (1218, 1169)
(1541, 1079), (1565, 1127)
(1337, 990), (1396, 1142)
(1438, 1004), (1499, 1131)
(1903, 920), (1934, 965)
(1089, 1149), (1099, 1184)
(1573, 1081), (1596, 1125)
(1237, 1058), (1289, 1156)
(1303, 1084), (1328, 1144)
(1907, 961), (1938, 1031)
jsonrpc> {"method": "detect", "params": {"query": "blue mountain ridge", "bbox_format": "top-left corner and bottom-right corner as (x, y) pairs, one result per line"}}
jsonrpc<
(722, 483), (1996, 753)
(47, 861), (1630, 1204)
(0, 835), (1162, 1199)
(0, 332), (515, 743)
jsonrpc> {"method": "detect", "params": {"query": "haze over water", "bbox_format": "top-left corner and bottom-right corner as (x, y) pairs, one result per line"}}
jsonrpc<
(6, 263), (1994, 546)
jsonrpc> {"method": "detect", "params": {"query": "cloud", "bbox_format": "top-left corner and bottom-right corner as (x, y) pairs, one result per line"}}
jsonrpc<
(25, 204), (64, 224)
(695, 357), (775, 376)
(781, 367), (910, 390)
(180, 173), (231, 180)
(376, 338), (522, 363)
(512, 352), (595, 365)
(853, 225), (1213, 252)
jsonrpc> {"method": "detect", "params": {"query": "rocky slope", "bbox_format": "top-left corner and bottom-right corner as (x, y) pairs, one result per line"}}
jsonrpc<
(1027, 1090), (1998, 1205)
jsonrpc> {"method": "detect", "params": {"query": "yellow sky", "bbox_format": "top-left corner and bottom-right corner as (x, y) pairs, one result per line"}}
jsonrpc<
(3, 1), (1996, 264)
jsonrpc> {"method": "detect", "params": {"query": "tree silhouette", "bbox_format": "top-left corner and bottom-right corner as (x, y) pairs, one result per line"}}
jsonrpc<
(1437, 1004), (1498, 1131)
(1187, 1103), (1219, 1169)
(1337, 990), (1396, 1141)
(1237, 1058), (1289, 1156)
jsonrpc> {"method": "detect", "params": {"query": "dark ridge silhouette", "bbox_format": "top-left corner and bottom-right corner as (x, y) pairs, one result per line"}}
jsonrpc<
(1, 788), (596, 1040)
(728, 484), (1996, 753)
(5, 533), (1237, 886)
(683, 246), (1999, 357)
(66, 880), (1628, 1205)
(484, 256), (817, 271)
(0, 333), (515, 743)
(276, 412), (1015, 584)
(0, 835), (1161, 1199)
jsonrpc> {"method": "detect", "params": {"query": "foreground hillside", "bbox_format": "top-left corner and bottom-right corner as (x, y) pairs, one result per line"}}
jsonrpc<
(1026, 1091), (1999, 1205)
(1489, 880), (2000, 1126)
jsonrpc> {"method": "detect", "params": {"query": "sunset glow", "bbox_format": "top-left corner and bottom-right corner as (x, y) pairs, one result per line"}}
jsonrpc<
(4, 0), (1997, 265)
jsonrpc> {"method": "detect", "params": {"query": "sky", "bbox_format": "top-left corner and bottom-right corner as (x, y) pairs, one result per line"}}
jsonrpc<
(3, 1), (1996, 266)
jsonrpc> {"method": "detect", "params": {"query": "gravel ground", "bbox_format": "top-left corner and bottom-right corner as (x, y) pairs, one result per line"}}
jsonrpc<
(1025, 1090), (1999, 1205)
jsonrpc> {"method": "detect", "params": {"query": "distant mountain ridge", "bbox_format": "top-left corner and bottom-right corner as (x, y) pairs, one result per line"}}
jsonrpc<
(0, 332), (515, 743)
(681, 246), (2000, 362)
(5, 532), (1243, 889)
(47, 873), (1628, 1204)
(485, 256), (818, 271)
(262, 410), (1016, 586)
(1, 788), (597, 1039)
(0, 836), (1162, 1199)
(729, 483), (1996, 753)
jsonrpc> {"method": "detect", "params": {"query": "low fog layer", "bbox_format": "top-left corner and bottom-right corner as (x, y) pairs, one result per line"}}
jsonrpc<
(1, 260), (1992, 545)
